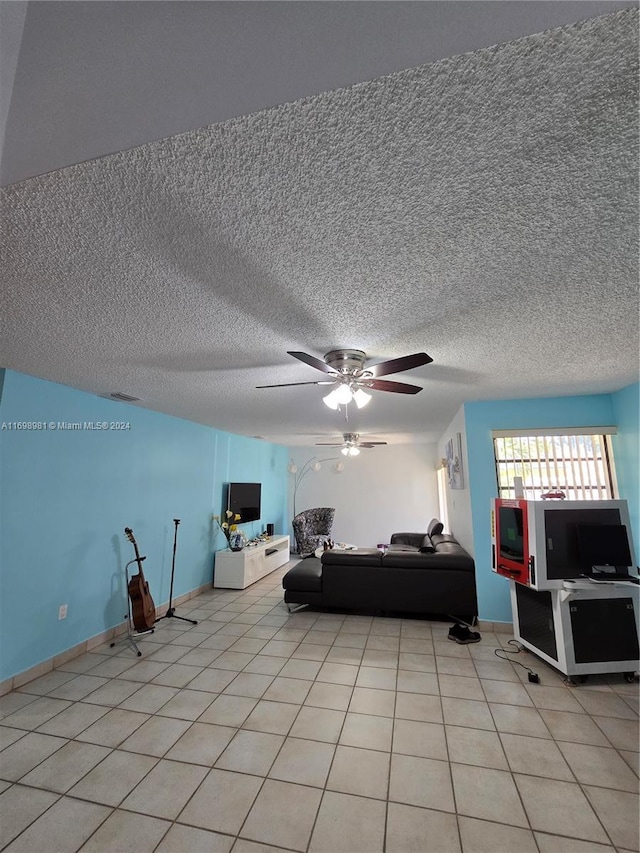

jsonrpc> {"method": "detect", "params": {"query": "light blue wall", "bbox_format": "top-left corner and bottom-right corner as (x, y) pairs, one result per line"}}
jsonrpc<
(611, 382), (640, 554)
(464, 392), (623, 623)
(0, 370), (288, 681)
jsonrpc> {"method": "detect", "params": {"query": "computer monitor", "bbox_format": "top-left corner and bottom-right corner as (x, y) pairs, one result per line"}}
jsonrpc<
(576, 524), (633, 574)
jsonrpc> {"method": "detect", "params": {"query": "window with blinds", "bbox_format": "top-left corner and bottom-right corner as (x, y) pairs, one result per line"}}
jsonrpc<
(493, 433), (615, 500)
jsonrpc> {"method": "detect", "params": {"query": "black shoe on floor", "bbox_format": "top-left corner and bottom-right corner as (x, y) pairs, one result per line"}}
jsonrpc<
(448, 623), (481, 644)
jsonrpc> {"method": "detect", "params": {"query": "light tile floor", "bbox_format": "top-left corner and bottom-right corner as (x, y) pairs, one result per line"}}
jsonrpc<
(0, 563), (638, 853)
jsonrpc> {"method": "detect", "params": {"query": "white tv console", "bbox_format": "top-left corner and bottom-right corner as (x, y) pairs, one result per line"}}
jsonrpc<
(214, 535), (290, 589)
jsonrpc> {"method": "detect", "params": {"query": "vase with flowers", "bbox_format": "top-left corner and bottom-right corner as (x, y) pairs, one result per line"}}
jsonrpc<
(213, 510), (245, 551)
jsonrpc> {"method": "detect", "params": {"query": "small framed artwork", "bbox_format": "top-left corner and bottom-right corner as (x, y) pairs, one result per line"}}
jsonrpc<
(445, 432), (464, 489)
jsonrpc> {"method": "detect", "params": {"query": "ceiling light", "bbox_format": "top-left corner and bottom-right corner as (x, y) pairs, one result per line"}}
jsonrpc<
(341, 445), (360, 457)
(352, 388), (371, 408)
(322, 389), (340, 409)
(334, 384), (353, 405)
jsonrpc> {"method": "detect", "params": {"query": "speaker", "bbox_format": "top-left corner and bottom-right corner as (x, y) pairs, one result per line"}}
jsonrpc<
(266, 523), (275, 536)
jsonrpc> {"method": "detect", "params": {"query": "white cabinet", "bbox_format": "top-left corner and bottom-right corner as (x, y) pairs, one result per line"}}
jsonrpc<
(510, 579), (639, 681)
(214, 536), (290, 589)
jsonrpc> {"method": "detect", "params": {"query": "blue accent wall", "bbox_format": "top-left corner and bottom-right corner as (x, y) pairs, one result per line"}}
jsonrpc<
(0, 370), (288, 681)
(464, 392), (625, 623)
(611, 382), (640, 555)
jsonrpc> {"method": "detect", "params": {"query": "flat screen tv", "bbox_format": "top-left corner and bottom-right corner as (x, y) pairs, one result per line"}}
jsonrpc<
(227, 482), (261, 523)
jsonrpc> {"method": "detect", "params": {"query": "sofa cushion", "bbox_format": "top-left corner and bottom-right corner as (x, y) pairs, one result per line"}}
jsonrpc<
(419, 534), (435, 553)
(430, 533), (458, 548)
(387, 543), (419, 553)
(282, 557), (323, 592)
(383, 549), (474, 571)
(390, 532), (425, 548)
(427, 518), (444, 536)
(381, 551), (437, 569)
(321, 548), (383, 566)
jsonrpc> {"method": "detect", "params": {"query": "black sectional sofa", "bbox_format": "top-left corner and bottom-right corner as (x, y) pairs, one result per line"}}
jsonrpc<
(282, 523), (477, 621)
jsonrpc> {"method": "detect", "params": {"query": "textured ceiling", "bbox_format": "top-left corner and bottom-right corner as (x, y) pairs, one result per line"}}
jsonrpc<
(2, 5), (638, 446)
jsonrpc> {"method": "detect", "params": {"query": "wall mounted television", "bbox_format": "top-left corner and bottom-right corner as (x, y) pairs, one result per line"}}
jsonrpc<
(227, 482), (261, 523)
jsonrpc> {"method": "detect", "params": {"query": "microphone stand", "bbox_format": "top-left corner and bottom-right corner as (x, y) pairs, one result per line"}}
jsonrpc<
(155, 519), (198, 625)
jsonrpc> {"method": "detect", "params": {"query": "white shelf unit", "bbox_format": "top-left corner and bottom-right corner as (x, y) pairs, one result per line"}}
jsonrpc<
(214, 535), (290, 589)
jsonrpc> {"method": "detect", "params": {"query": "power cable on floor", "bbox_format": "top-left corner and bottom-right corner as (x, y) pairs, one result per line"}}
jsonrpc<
(494, 639), (540, 683)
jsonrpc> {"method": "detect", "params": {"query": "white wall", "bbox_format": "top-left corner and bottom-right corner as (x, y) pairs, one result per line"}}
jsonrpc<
(437, 405), (475, 556)
(288, 443), (439, 547)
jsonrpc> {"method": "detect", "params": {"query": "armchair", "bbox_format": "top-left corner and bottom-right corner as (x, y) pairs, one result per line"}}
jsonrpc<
(292, 507), (335, 555)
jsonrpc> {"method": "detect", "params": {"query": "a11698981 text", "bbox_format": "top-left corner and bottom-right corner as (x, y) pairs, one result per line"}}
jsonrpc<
(1, 421), (132, 431)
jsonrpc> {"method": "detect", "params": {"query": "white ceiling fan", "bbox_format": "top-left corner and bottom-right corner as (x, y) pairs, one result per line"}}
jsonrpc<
(315, 432), (388, 456)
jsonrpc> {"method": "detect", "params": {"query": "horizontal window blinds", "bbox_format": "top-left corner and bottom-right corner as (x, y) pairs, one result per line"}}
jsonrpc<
(493, 433), (614, 500)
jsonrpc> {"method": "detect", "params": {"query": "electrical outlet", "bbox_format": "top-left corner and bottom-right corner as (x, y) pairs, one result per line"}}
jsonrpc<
(58, 604), (68, 620)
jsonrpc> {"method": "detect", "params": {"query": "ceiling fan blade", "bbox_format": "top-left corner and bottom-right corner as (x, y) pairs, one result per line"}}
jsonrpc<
(367, 378), (423, 394)
(367, 352), (433, 378)
(256, 380), (335, 389)
(288, 351), (338, 375)
(360, 442), (388, 447)
(314, 442), (342, 446)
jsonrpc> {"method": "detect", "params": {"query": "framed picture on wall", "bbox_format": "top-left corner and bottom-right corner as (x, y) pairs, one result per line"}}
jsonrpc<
(445, 432), (464, 489)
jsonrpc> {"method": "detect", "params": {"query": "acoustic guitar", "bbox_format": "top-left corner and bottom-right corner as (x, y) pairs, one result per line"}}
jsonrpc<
(124, 527), (156, 631)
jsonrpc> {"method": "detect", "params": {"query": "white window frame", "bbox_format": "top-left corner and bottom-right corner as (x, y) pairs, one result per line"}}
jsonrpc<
(492, 428), (618, 501)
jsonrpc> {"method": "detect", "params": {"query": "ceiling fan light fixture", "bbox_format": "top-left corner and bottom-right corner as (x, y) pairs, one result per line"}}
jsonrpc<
(322, 389), (340, 409)
(334, 383), (353, 405)
(341, 445), (360, 457)
(259, 350), (432, 416)
(353, 388), (371, 408)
